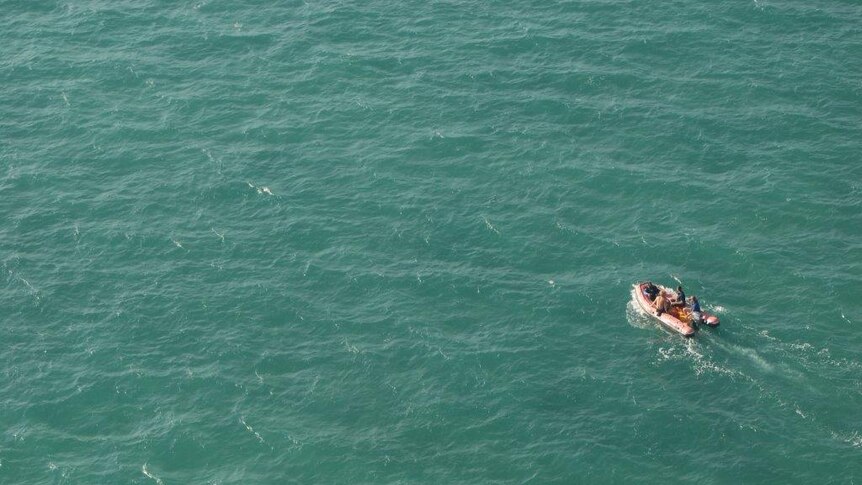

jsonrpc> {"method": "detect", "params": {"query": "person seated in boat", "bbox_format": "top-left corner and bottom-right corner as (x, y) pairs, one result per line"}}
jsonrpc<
(644, 282), (659, 301)
(653, 293), (670, 316)
(671, 285), (686, 307)
(689, 296), (703, 325)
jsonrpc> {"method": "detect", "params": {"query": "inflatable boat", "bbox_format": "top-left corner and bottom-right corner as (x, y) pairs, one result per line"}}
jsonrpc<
(633, 282), (719, 337)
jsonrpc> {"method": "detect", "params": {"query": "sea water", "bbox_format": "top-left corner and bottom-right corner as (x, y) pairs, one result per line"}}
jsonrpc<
(2, 1), (861, 482)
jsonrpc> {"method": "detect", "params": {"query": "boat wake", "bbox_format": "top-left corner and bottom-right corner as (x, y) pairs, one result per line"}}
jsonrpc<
(655, 339), (740, 378)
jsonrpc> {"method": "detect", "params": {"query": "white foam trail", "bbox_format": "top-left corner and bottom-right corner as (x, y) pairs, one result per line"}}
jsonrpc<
(142, 463), (164, 485)
(684, 338), (703, 359)
(711, 340), (775, 373)
(737, 344), (765, 366)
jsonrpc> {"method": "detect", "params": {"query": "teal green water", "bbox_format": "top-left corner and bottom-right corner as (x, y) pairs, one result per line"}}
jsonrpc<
(3, 1), (861, 483)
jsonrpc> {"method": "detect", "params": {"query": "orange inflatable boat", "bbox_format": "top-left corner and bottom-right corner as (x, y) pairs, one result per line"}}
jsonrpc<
(633, 282), (719, 337)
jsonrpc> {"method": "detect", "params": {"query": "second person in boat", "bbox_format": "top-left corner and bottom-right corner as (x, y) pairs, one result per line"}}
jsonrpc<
(671, 285), (686, 307)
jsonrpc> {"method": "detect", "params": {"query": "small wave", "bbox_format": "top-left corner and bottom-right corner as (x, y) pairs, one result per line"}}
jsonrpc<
(625, 290), (652, 330)
(239, 416), (266, 444)
(759, 330), (778, 341)
(344, 341), (360, 354)
(832, 430), (862, 448)
(789, 342), (813, 352)
(481, 216), (500, 235)
(247, 181), (274, 196)
(142, 463), (164, 485)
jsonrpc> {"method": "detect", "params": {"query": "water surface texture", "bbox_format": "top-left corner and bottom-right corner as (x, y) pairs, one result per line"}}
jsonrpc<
(2, 1), (861, 483)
